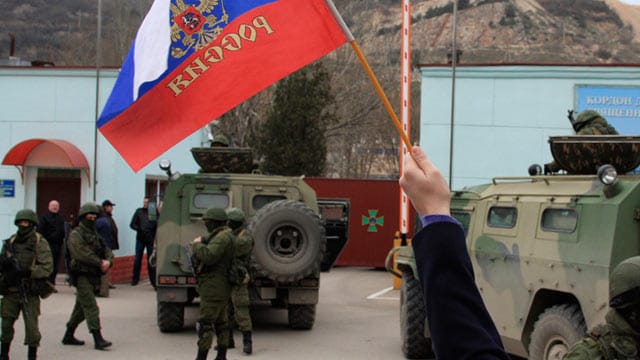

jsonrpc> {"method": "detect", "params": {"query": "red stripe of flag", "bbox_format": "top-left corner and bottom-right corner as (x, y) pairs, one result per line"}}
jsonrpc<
(100, 0), (347, 172)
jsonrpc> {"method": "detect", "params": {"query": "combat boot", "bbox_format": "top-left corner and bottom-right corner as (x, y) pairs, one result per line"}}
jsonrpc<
(242, 331), (252, 354)
(27, 346), (36, 360)
(228, 328), (235, 349)
(62, 325), (85, 345)
(91, 330), (112, 350)
(214, 346), (227, 360)
(195, 348), (208, 360)
(0, 342), (9, 360)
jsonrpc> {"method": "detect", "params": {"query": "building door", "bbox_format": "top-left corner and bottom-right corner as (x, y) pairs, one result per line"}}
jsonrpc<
(36, 169), (81, 273)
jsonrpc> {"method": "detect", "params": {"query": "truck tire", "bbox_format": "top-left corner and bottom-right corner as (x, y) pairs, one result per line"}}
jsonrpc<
(288, 304), (316, 329)
(248, 200), (326, 282)
(400, 271), (433, 359)
(528, 304), (586, 360)
(157, 302), (185, 333)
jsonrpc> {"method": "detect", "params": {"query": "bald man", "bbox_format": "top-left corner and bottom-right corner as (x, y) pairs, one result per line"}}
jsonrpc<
(39, 200), (67, 284)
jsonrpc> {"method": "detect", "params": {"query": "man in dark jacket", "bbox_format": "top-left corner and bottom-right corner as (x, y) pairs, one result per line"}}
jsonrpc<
(129, 197), (157, 287)
(38, 200), (66, 284)
(399, 146), (509, 360)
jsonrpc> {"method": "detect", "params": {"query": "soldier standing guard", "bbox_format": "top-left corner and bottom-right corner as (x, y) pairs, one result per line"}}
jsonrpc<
(62, 203), (113, 350)
(191, 207), (235, 360)
(565, 256), (640, 359)
(226, 208), (254, 354)
(544, 109), (619, 174)
(0, 209), (54, 360)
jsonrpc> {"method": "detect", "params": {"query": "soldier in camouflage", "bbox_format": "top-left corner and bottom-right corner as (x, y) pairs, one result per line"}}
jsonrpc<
(544, 109), (619, 174)
(0, 209), (53, 360)
(565, 256), (640, 359)
(226, 208), (254, 355)
(62, 202), (113, 350)
(191, 207), (235, 360)
(211, 134), (230, 147)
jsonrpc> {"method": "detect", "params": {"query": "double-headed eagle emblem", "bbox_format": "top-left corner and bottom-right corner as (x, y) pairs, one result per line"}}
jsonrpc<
(170, 0), (229, 58)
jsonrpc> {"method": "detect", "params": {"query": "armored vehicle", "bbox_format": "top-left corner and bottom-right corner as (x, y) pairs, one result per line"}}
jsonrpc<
(154, 147), (339, 332)
(387, 135), (640, 359)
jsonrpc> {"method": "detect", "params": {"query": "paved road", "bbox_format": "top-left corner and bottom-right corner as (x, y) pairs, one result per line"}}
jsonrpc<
(6, 267), (407, 360)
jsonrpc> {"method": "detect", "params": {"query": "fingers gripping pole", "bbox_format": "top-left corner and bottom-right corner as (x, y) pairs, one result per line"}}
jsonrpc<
(350, 40), (413, 153)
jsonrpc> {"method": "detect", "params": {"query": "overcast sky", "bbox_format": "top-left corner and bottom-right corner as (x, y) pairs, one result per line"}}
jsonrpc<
(621, 0), (640, 4)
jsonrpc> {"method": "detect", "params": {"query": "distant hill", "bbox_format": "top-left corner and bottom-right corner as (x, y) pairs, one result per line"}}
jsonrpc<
(4, 0), (640, 66)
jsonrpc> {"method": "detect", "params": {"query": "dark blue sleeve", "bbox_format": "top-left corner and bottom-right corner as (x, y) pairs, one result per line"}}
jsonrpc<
(95, 218), (112, 249)
(412, 221), (509, 360)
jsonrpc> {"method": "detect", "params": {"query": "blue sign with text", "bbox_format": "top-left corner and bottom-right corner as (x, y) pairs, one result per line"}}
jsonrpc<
(0, 180), (15, 198)
(576, 86), (640, 135)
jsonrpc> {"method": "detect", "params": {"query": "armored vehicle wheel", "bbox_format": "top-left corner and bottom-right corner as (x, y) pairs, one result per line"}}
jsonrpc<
(288, 304), (316, 329)
(157, 301), (185, 332)
(248, 200), (326, 282)
(528, 304), (586, 360)
(400, 271), (433, 359)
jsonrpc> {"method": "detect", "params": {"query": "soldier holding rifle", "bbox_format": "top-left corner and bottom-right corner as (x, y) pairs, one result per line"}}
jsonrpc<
(0, 209), (53, 360)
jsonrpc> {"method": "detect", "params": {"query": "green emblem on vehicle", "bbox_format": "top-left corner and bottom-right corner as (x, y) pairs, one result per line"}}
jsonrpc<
(362, 210), (384, 232)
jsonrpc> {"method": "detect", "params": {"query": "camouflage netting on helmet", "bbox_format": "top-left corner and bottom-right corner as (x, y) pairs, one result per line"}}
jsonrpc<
(191, 147), (254, 173)
(549, 135), (640, 175)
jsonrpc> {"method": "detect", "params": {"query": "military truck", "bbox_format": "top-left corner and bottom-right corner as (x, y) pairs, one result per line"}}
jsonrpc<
(154, 147), (344, 332)
(387, 135), (640, 359)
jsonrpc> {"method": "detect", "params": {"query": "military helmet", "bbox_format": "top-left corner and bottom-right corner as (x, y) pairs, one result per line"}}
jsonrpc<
(226, 208), (245, 223)
(573, 110), (602, 127)
(609, 256), (640, 309)
(211, 134), (229, 147)
(202, 207), (228, 221)
(78, 202), (100, 217)
(14, 209), (39, 226)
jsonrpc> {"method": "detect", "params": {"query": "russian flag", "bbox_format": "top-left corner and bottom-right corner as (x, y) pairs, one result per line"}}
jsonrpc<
(98, 0), (349, 172)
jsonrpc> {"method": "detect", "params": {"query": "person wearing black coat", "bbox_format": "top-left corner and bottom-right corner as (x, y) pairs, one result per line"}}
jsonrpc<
(129, 197), (157, 287)
(39, 200), (66, 284)
(399, 146), (510, 360)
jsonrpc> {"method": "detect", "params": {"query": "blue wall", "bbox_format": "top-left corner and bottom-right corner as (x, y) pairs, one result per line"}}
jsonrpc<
(0, 67), (204, 256)
(419, 65), (640, 189)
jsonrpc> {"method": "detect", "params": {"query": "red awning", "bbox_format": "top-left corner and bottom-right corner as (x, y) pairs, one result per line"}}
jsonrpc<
(2, 139), (90, 182)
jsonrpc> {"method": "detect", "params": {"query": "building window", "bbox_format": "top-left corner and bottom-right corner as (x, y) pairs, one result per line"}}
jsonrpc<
(541, 208), (577, 233)
(146, 177), (168, 206)
(487, 206), (517, 228)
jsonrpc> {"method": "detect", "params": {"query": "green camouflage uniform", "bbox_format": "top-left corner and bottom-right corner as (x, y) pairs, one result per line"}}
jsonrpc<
(0, 229), (53, 347)
(192, 225), (234, 351)
(544, 110), (619, 174)
(230, 227), (254, 332)
(564, 309), (639, 359)
(66, 221), (114, 332)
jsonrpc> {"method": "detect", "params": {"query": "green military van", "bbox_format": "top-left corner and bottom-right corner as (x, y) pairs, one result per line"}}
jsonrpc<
(153, 147), (343, 332)
(388, 136), (640, 359)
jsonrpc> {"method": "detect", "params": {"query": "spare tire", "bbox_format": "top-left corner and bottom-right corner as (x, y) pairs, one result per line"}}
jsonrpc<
(248, 200), (326, 282)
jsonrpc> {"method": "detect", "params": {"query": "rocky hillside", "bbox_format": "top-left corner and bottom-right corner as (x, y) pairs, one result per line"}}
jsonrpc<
(3, 0), (640, 66)
(343, 0), (640, 65)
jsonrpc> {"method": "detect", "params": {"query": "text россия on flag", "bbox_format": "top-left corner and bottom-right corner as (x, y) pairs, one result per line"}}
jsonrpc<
(98, 0), (348, 172)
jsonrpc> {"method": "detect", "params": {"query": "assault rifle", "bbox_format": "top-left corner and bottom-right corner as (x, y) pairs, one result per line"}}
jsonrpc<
(4, 240), (30, 320)
(182, 244), (199, 281)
